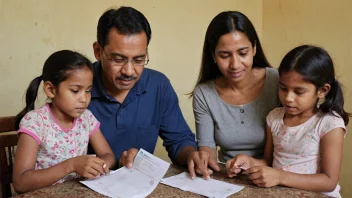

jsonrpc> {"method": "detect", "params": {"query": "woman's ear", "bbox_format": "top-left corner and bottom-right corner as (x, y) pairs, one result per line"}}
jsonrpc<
(318, 83), (331, 98)
(43, 81), (56, 99)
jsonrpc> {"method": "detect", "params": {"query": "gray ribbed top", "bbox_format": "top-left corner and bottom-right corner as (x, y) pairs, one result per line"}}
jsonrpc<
(193, 67), (280, 162)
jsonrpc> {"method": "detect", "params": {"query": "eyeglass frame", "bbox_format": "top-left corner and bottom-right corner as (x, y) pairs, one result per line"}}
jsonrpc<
(102, 48), (149, 66)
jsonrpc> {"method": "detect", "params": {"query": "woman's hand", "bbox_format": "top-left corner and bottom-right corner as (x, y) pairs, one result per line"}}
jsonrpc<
(226, 154), (252, 178)
(187, 150), (220, 180)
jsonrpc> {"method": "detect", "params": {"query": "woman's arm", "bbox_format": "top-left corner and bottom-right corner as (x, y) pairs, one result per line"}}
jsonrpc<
(89, 129), (116, 171)
(187, 86), (220, 179)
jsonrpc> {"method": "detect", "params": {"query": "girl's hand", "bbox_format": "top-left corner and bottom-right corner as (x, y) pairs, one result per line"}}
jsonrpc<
(243, 166), (282, 187)
(70, 155), (107, 179)
(226, 154), (251, 178)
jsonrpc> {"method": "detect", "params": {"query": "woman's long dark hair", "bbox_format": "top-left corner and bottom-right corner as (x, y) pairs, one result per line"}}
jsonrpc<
(15, 50), (93, 129)
(279, 45), (350, 125)
(190, 11), (271, 97)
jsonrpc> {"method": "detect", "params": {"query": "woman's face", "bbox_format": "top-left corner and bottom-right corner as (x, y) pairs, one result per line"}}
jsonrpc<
(214, 31), (256, 83)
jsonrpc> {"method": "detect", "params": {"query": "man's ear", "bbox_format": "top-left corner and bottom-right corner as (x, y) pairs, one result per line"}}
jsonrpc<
(318, 83), (331, 98)
(93, 41), (102, 61)
(43, 81), (56, 99)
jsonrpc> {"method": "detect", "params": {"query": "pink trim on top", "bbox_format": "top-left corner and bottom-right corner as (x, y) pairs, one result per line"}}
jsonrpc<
(46, 103), (77, 132)
(89, 122), (101, 137)
(18, 128), (41, 144)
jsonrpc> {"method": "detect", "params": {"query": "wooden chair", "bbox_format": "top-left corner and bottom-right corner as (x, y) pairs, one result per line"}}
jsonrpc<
(0, 116), (18, 198)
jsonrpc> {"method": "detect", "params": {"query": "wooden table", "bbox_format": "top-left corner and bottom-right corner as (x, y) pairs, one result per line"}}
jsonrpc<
(15, 164), (329, 198)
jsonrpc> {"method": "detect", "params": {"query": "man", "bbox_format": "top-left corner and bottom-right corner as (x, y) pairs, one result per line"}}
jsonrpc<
(88, 6), (202, 171)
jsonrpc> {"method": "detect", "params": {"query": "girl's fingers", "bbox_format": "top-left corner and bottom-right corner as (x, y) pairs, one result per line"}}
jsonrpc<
(83, 166), (100, 178)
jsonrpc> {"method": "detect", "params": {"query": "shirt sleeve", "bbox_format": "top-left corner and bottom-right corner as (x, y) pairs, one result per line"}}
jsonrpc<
(193, 85), (216, 149)
(318, 112), (346, 138)
(17, 111), (44, 144)
(158, 79), (197, 163)
(84, 109), (101, 137)
(266, 109), (276, 129)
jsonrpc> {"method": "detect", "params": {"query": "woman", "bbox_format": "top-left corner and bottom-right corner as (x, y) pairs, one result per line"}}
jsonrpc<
(187, 11), (280, 179)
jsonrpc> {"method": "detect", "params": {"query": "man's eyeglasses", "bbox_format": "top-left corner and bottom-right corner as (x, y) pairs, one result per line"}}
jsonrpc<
(103, 48), (149, 66)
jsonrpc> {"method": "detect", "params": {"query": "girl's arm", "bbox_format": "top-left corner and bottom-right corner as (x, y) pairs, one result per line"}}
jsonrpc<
(13, 133), (110, 193)
(245, 127), (344, 192)
(89, 129), (116, 171)
(278, 127), (344, 192)
(13, 134), (73, 193)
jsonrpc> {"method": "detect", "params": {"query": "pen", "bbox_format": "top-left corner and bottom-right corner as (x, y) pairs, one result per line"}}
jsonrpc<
(103, 163), (107, 174)
(218, 161), (226, 165)
(218, 161), (248, 170)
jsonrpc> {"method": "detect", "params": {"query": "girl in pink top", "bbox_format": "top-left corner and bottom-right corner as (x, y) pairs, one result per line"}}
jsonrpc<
(226, 45), (349, 197)
(13, 50), (116, 193)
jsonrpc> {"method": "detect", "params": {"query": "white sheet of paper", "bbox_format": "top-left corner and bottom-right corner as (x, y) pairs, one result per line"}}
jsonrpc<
(80, 149), (170, 198)
(161, 172), (244, 198)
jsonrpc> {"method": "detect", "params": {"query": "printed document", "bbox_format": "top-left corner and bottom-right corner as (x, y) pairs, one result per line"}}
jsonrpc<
(80, 149), (170, 198)
(161, 172), (244, 198)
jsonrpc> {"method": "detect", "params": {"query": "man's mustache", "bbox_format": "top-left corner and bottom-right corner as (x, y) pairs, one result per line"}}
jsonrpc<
(116, 75), (137, 81)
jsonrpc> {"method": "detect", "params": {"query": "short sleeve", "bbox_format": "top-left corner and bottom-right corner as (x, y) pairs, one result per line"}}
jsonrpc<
(266, 108), (280, 128)
(84, 109), (100, 136)
(17, 111), (44, 144)
(318, 112), (346, 138)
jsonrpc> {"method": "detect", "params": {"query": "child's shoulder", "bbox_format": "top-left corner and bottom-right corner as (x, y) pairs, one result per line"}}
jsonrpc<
(78, 109), (96, 121)
(22, 104), (49, 121)
(319, 111), (345, 125)
(314, 111), (347, 138)
(269, 107), (285, 117)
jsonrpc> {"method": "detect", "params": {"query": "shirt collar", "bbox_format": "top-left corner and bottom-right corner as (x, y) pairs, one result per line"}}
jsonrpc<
(91, 61), (147, 98)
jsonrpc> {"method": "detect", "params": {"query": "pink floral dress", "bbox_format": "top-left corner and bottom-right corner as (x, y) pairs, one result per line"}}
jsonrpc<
(267, 107), (346, 197)
(18, 103), (100, 184)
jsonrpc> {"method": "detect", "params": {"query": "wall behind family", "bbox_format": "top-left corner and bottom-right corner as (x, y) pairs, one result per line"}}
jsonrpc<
(1, 0), (351, 197)
(0, 0), (262, 160)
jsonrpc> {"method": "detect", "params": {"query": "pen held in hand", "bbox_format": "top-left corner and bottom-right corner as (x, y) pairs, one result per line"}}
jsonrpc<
(103, 163), (107, 174)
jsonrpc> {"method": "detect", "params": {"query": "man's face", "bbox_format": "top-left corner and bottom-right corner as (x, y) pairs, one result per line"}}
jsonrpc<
(94, 28), (148, 92)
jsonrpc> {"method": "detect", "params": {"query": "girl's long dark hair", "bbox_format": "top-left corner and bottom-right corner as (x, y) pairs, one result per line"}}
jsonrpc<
(190, 11), (271, 97)
(15, 50), (93, 129)
(279, 45), (350, 125)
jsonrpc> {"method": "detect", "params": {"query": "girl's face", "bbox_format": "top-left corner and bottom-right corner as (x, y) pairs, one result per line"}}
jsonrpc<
(214, 31), (256, 83)
(279, 71), (324, 117)
(49, 66), (93, 120)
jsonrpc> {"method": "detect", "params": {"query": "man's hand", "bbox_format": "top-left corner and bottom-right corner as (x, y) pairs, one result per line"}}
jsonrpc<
(119, 148), (138, 168)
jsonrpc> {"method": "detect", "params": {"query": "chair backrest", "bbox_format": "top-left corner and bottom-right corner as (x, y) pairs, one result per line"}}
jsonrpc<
(0, 116), (18, 198)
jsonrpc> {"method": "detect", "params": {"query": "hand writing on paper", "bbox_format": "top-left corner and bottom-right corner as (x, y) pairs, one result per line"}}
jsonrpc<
(226, 154), (251, 178)
(243, 166), (282, 187)
(187, 150), (220, 180)
(71, 155), (108, 179)
(119, 148), (139, 168)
